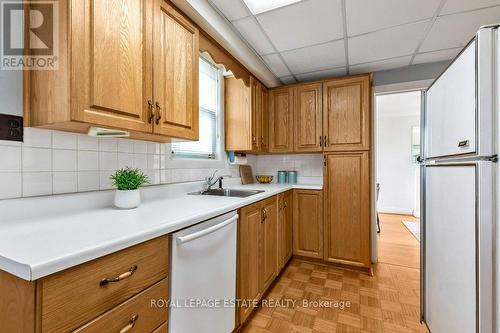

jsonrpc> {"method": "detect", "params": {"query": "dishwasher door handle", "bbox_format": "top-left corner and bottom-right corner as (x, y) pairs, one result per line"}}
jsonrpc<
(176, 214), (238, 244)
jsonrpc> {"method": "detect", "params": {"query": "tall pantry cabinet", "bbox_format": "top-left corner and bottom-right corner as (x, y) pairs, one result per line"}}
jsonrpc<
(323, 74), (372, 270)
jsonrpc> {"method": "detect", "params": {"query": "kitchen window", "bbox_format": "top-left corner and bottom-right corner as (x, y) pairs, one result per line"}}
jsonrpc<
(171, 57), (220, 159)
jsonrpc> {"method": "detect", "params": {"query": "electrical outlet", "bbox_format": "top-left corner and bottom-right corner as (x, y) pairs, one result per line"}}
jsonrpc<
(0, 113), (23, 142)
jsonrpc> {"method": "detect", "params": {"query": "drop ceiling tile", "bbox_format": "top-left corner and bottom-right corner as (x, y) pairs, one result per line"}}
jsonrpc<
(346, 0), (440, 36)
(233, 17), (275, 55)
(262, 54), (291, 77)
(295, 67), (347, 82)
(281, 40), (345, 74)
(280, 75), (297, 84)
(349, 56), (412, 74)
(210, 0), (249, 21)
(348, 21), (429, 65)
(256, 0), (343, 51)
(440, 0), (500, 15)
(413, 47), (462, 64)
(421, 6), (500, 52)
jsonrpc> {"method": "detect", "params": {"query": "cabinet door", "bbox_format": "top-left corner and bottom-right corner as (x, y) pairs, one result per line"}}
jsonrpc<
(260, 197), (278, 292)
(237, 202), (262, 324)
(251, 78), (261, 151)
(323, 75), (370, 151)
(324, 152), (370, 268)
(269, 88), (294, 153)
(260, 87), (269, 152)
(278, 191), (293, 271)
(224, 77), (252, 151)
(294, 83), (323, 152)
(292, 190), (323, 259)
(153, 0), (199, 140)
(71, 0), (153, 132)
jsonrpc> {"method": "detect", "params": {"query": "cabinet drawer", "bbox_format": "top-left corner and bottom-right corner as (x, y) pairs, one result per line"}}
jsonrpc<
(40, 235), (169, 332)
(152, 321), (168, 333)
(73, 278), (169, 333)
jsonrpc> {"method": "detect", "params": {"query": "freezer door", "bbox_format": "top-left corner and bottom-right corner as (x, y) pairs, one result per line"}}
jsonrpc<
(422, 162), (493, 333)
(425, 41), (476, 159)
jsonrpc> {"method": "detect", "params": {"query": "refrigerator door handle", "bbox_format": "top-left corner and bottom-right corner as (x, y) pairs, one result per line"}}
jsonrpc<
(458, 140), (470, 148)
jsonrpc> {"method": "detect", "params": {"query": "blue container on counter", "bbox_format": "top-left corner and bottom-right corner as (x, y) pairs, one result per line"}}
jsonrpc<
(277, 171), (287, 184)
(287, 171), (297, 184)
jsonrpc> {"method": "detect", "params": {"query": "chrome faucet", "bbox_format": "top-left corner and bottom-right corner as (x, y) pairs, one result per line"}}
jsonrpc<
(203, 170), (224, 192)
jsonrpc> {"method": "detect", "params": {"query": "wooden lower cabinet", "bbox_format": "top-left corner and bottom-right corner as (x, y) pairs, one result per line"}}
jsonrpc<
(237, 201), (263, 325)
(0, 235), (170, 333)
(293, 190), (323, 259)
(277, 191), (293, 271)
(324, 152), (371, 269)
(260, 197), (278, 292)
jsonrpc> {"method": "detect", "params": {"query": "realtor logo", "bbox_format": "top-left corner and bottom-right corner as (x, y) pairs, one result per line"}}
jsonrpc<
(1, 1), (58, 70)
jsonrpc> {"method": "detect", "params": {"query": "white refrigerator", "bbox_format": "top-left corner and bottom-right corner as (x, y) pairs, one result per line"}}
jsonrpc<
(421, 26), (497, 332)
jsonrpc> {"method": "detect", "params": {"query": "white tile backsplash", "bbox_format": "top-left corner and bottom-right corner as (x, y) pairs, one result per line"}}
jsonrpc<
(99, 138), (118, 152)
(23, 172), (52, 197)
(23, 128), (52, 148)
(53, 131), (77, 150)
(53, 149), (77, 172)
(77, 134), (99, 151)
(253, 153), (323, 180)
(77, 151), (99, 171)
(0, 173), (22, 199)
(0, 146), (21, 172)
(99, 152), (118, 171)
(77, 171), (100, 192)
(53, 172), (78, 194)
(23, 147), (52, 172)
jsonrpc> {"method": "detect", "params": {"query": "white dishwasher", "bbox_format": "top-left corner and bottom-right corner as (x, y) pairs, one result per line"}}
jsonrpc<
(169, 211), (237, 333)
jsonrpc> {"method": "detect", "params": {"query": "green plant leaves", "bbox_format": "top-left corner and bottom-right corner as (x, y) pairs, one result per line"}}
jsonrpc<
(110, 167), (150, 190)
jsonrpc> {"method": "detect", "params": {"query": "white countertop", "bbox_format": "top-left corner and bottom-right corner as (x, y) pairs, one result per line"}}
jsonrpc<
(0, 181), (322, 281)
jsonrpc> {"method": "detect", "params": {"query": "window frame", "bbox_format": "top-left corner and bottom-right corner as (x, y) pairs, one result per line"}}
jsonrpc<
(166, 54), (228, 169)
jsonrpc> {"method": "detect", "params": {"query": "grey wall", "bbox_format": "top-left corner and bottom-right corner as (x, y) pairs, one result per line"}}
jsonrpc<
(0, 70), (22, 116)
(372, 60), (450, 86)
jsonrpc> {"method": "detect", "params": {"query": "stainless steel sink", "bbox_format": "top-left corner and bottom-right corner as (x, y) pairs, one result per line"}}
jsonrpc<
(188, 188), (264, 198)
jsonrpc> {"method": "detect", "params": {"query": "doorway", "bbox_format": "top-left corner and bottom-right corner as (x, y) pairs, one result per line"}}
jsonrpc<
(375, 90), (422, 268)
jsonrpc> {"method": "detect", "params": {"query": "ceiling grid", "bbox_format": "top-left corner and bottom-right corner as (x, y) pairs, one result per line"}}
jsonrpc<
(208, 0), (500, 83)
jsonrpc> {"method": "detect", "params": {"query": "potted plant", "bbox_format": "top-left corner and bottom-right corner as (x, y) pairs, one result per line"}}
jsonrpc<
(110, 167), (150, 209)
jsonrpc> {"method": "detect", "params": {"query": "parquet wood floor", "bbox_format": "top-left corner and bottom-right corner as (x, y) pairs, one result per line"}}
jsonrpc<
(242, 215), (427, 333)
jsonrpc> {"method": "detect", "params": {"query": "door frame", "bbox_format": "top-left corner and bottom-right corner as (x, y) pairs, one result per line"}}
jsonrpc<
(371, 79), (433, 263)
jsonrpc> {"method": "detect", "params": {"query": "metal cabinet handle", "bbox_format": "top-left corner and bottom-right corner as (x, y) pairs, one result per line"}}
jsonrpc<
(155, 102), (162, 125)
(284, 200), (287, 208)
(324, 135), (327, 146)
(99, 265), (138, 286)
(458, 140), (469, 148)
(252, 135), (256, 143)
(261, 208), (268, 222)
(119, 314), (139, 333)
(147, 100), (154, 124)
(319, 136), (323, 147)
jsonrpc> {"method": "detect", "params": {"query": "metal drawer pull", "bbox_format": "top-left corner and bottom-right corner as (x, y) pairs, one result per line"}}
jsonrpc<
(458, 140), (469, 147)
(119, 314), (139, 333)
(99, 265), (138, 286)
(147, 100), (154, 124)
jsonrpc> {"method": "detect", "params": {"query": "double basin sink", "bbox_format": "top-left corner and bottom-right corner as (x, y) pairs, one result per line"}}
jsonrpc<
(189, 188), (264, 198)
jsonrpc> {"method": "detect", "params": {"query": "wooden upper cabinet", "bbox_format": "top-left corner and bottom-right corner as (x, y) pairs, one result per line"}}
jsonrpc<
(294, 83), (323, 152)
(251, 78), (262, 151)
(225, 77), (252, 151)
(26, 0), (199, 142)
(260, 197), (278, 292)
(293, 190), (323, 259)
(72, 0), (153, 133)
(324, 152), (371, 269)
(225, 76), (268, 153)
(153, 0), (199, 140)
(269, 87), (294, 153)
(323, 75), (371, 151)
(260, 87), (270, 152)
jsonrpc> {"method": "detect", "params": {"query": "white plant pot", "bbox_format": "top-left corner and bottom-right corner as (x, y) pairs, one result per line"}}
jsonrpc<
(114, 189), (141, 209)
